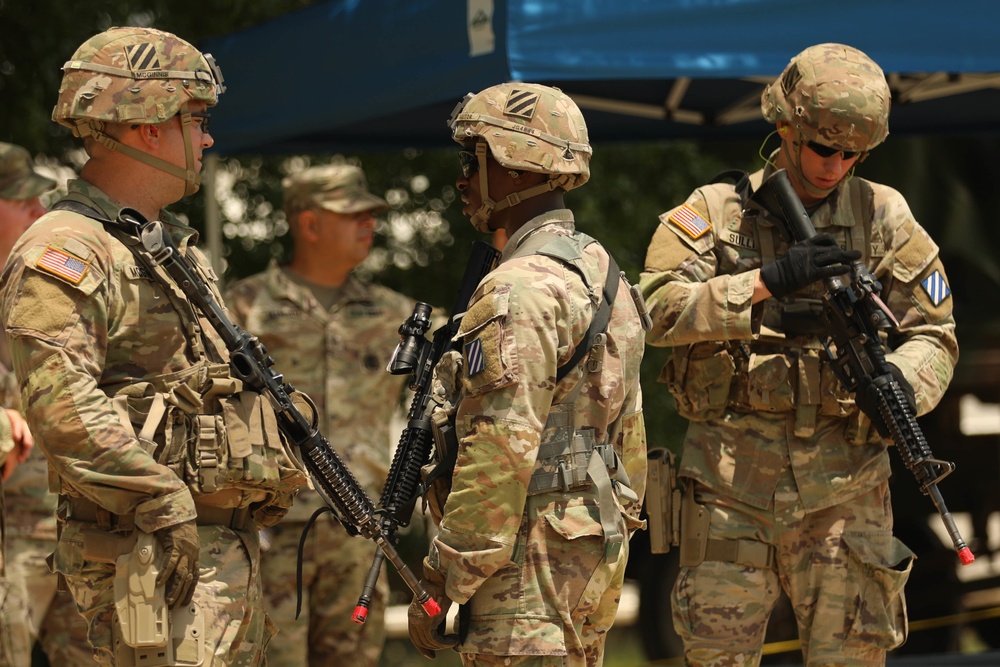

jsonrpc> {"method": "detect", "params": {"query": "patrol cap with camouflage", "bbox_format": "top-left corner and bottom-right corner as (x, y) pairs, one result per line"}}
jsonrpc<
(762, 43), (890, 153)
(283, 164), (389, 215)
(0, 143), (55, 200)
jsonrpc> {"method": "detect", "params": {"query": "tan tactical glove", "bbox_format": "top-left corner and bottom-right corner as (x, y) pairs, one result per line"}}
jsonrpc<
(155, 520), (200, 608)
(407, 564), (458, 659)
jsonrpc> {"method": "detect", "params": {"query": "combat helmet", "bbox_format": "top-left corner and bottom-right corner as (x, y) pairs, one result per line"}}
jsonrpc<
(448, 82), (592, 230)
(53, 26), (225, 196)
(762, 43), (890, 154)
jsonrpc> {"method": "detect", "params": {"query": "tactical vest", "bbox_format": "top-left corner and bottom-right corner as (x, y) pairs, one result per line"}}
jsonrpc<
(664, 172), (878, 441)
(506, 230), (640, 560)
(51, 197), (303, 527)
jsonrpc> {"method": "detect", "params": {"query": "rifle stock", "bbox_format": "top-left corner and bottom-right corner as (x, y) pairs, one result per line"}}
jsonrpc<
(353, 240), (501, 624)
(747, 171), (974, 565)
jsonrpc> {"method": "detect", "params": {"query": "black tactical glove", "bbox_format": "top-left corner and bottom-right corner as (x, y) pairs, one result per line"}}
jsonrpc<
(856, 363), (917, 440)
(407, 567), (458, 659)
(155, 519), (200, 608)
(760, 233), (861, 299)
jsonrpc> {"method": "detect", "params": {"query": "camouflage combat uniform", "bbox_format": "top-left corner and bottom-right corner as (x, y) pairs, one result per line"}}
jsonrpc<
(640, 160), (957, 665)
(0, 325), (92, 666)
(226, 261), (414, 665)
(429, 211), (647, 666)
(0, 180), (307, 666)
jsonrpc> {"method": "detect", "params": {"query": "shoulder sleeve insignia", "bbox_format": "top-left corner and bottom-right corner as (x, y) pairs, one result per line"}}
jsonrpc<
(36, 247), (90, 285)
(465, 338), (484, 377)
(668, 204), (712, 239)
(921, 270), (951, 306)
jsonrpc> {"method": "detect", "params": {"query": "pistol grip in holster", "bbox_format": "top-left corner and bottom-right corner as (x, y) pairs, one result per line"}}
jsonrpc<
(646, 448), (681, 554)
(678, 480), (710, 568)
(110, 531), (205, 667)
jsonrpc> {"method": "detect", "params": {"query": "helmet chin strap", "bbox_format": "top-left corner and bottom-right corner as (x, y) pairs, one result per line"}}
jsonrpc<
(468, 141), (561, 233)
(76, 115), (202, 197)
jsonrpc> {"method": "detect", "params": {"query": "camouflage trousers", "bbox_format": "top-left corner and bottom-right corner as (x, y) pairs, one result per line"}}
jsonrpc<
(0, 535), (93, 666)
(672, 470), (913, 667)
(456, 495), (629, 667)
(56, 523), (272, 666)
(260, 514), (387, 667)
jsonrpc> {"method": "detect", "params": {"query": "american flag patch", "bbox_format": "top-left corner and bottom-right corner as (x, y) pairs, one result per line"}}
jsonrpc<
(921, 270), (951, 306)
(504, 89), (539, 120)
(36, 247), (89, 285)
(668, 204), (711, 239)
(465, 338), (485, 377)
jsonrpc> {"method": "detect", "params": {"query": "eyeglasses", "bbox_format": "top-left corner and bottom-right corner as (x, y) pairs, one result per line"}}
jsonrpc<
(806, 140), (858, 160)
(458, 150), (479, 179)
(185, 111), (211, 133)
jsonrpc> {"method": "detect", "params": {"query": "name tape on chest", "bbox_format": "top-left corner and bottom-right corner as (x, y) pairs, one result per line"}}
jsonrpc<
(668, 204), (711, 239)
(36, 247), (89, 285)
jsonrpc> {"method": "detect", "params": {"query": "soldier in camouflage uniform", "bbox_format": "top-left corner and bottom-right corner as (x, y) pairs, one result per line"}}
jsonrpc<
(0, 141), (45, 665)
(0, 142), (94, 666)
(226, 163), (416, 666)
(0, 27), (307, 666)
(407, 82), (647, 666)
(640, 43), (958, 666)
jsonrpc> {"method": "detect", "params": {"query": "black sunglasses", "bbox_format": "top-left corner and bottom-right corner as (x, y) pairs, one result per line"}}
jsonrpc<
(457, 150), (479, 179)
(806, 140), (858, 160)
(186, 111), (211, 133)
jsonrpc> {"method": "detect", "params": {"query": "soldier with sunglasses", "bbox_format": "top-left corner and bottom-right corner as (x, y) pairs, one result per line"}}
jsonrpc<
(640, 43), (957, 666)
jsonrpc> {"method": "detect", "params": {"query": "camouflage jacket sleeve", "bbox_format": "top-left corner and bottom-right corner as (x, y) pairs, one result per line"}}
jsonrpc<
(639, 185), (761, 347)
(0, 217), (196, 534)
(0, 408), (12, 464)
(870, 184), (958, 414)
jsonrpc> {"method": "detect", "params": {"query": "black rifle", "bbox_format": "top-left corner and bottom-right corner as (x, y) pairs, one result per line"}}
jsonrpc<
(747, 169), (973, 565)
(352, 240), (501, 624)
(111, 210), (444, 616)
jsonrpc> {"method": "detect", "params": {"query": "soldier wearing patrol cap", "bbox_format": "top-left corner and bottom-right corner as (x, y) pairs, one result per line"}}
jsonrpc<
(406, 82), (648, 666)
(640, 43), (957, 665)
(0, 27), (307, 666)
(0, 142), (95, 666)
(226, 162), (418, 666)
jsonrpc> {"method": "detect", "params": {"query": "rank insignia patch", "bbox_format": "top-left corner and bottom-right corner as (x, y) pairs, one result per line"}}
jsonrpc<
(465, 338), (485, 377)
(668, 204), (711, 239)
(921, 270), (951, 306)
(504, 89), (539, 120)
(36, 247), (89, 285)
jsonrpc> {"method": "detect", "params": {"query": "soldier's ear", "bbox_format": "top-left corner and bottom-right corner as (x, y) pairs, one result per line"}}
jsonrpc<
(297, 209), (321, 241)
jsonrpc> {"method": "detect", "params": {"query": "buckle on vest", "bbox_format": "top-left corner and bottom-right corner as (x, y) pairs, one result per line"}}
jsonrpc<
(587, 332), (607, 373)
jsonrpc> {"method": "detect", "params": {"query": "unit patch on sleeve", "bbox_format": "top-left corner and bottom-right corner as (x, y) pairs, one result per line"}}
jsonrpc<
(668, 204), (712, 239)
(921, 270), (951, 306)
(36, 247), (89, 285)
(465, 338), (485, 377)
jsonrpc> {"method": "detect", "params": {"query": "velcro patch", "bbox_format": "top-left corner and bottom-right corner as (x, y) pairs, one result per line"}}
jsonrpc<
(921, 270), (951, 306)
(36, 247), (89, 285)
(668, 204), (711, 239)
(504, 89), (539, 120)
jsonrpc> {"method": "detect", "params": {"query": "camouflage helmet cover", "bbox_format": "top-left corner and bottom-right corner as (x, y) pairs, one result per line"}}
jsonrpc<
(449, 82), (592, 191)
(761, 43), (890, 152)
(53, 26), (225, 130)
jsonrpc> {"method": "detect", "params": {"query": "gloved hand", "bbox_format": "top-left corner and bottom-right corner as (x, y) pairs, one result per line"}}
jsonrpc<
(856, 363), (917, 439)
(407, 568), (457, 659)
(155, 520), (200, 608)
(760, 234), (861, 299)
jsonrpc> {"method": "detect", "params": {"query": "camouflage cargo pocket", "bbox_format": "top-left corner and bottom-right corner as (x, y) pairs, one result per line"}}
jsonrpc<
(663, 348), (735, 421)
(745, 353), (795, 413)
(841, 531), (914, 650)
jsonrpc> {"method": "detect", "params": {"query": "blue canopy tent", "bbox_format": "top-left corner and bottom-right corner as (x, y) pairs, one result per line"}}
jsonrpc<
(202, 0), (1000, 156)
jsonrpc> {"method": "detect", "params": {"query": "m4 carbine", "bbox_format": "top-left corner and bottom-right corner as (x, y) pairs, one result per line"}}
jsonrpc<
(748, 170), (974, 566)
(113, 210), (444, 617)
(352, 240), (501, 624)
